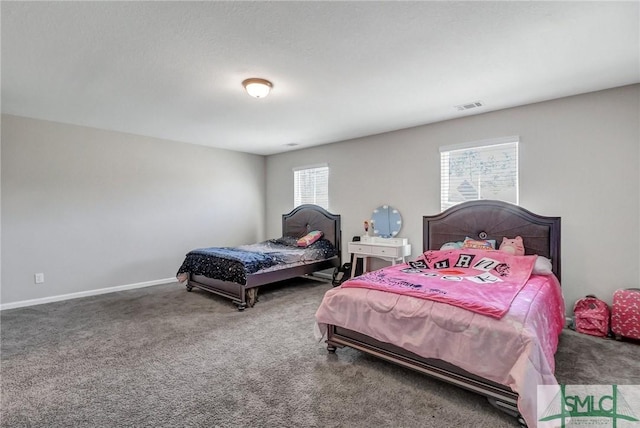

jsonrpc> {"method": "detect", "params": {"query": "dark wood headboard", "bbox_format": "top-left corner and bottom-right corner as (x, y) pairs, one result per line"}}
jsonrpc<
(423, 200), (561, 281)
(282, 204), (342, 259)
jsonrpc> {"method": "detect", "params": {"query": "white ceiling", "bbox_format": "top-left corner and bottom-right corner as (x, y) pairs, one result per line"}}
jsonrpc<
(2, 1), (639, 156)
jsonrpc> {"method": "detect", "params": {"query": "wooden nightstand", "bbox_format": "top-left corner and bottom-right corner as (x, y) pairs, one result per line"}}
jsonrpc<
(347, 237), (411, 278)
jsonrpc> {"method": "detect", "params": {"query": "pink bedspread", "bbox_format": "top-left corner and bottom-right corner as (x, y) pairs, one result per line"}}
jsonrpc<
(315, 274), (565, 428)
(342, 249), (537, 318)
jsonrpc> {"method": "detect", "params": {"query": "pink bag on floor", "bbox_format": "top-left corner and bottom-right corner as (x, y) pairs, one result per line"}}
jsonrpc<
(573, 295), (610, 338)
(611, 288), (640, 340)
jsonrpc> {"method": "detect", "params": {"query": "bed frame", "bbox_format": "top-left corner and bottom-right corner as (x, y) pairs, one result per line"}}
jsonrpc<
(187, 204), (341, 310)
(325, 200), (560, 427)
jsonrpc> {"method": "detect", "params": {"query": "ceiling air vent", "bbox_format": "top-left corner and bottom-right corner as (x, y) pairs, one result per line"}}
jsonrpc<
(455, 101), (484, 111)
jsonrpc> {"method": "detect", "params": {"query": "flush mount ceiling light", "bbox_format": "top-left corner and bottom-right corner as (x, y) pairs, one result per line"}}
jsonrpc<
(242, 78), (272, 98)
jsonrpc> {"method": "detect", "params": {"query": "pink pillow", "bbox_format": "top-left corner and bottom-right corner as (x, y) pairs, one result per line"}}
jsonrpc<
(297, 230), (323, 247)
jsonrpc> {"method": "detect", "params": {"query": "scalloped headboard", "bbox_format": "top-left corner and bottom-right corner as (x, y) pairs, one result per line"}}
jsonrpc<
(282, 204), (342, 258)
(423, 200), (561, 281)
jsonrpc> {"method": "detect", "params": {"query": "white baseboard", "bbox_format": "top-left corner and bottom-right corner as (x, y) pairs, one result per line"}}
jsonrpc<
(0, 277), (176, 311)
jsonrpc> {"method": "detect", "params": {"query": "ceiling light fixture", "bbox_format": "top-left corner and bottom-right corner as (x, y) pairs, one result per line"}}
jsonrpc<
(242, 78), (272, 98)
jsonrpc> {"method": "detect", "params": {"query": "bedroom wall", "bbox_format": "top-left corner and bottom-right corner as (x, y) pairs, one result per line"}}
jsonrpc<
(1, 114), (266, 307)
(265, 84), (640, 315)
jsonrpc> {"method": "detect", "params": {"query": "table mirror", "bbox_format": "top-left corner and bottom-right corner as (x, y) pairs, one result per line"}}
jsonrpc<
(371, 205), (402, 238)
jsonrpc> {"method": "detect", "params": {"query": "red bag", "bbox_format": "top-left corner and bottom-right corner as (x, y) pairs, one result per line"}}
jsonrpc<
(611, 288), (640, 340)
(573, 295), (610, 338)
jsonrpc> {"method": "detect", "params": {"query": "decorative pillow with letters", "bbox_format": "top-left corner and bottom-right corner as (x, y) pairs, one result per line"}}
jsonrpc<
(462, 237), (496, 250)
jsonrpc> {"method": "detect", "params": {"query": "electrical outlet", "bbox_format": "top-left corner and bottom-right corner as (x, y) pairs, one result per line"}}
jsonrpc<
(34, 273), (45, 284)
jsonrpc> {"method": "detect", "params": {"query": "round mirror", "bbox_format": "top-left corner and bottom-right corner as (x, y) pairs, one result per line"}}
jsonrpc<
(371, 205), (403, 238)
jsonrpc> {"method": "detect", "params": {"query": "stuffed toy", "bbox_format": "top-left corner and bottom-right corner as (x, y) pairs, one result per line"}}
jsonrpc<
(499, 236), (525, 256)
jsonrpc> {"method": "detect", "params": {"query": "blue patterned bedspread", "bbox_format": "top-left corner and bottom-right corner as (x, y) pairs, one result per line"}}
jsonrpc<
(176, 237), (337, 285)
(188, 247), (276, 273)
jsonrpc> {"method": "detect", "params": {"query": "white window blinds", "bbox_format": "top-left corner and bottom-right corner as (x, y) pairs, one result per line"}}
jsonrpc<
(293, 165), (329, 209)
(440, 137), (519, 211)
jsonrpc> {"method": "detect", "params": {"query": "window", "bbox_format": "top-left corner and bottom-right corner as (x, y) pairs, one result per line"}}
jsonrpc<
(293, 164), (329, 209)
(440, 137), (519, 211)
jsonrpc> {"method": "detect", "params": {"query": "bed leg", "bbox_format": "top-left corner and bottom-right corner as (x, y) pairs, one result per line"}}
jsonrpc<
(517, 415), (527, 428)
(327, 344), (337, 353)
(234, 301), (247, 311)
(246, 288), (258, 308)
(486, 397), (525, 427)
(186, 285), (193, 292)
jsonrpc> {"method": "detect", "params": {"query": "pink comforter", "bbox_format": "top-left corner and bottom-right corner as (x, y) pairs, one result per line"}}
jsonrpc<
(315, 274), (565, 428)
(342, 249), (537, 318)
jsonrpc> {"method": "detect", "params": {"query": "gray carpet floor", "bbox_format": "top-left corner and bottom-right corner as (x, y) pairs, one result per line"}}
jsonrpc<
(1, 278), (638, 428)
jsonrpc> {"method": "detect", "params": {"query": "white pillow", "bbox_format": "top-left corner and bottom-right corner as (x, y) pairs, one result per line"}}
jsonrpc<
(533, 256), (553, 275)
(440, 241), (463, 250)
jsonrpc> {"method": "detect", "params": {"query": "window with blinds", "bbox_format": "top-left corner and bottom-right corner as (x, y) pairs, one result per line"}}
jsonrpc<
(293, 165), (329, 209)
(440, 137), (519, 211)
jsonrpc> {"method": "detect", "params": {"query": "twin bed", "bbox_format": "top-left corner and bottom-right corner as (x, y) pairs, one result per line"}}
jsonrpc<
(177, 204), (341, 310)
(315, 200), (563, 428)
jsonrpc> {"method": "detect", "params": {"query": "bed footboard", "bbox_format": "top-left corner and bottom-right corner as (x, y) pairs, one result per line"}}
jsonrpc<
(188, 275), (252, 310)
(188, 257), (339, 310)
(326, 325), (526, 427)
